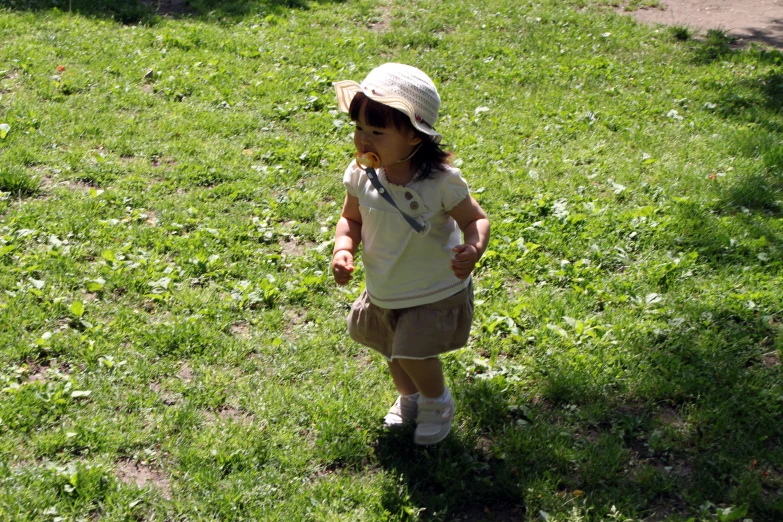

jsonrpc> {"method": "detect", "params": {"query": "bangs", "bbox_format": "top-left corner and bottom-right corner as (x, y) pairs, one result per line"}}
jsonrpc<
(348, 92), (412, 132)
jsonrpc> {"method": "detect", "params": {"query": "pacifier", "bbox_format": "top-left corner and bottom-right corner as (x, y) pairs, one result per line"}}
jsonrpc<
(355, 151), (381, 170)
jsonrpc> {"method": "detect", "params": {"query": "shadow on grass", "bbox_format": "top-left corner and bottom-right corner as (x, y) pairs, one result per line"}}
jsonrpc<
(722, 128), (783, 216)
(692, 31), (783, 130)
(712, 69), (783, 135)
(660, 105), (783, 265)
(368, 296), (783, 521)
(613, 302), (783, 520)
(372, 382), (680, 520)
(0, 0), (345, 23)
(372, 389), (527, 521)
(666, 198), (782, 265)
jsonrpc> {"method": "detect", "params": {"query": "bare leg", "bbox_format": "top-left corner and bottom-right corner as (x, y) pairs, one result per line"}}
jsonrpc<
(387, 359), (418, 396)
(396, 357), (445, 398)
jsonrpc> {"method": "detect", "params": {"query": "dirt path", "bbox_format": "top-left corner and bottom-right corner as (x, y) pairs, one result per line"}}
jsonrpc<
(623, 0), (783, 49)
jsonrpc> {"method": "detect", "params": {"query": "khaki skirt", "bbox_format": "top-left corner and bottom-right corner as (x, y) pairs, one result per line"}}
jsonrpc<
(347, 281), (474, 360)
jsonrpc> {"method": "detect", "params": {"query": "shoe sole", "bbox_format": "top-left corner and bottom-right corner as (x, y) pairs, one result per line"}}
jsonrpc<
(383, 420), (414, 430)
(413, 424), (452, 445)
(413, 413), (453, 445)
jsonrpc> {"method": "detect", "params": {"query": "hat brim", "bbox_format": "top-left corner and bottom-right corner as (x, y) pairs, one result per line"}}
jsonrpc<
(333, 80), (442, 144)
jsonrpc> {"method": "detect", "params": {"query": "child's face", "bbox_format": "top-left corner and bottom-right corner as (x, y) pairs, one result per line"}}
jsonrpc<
(353, 102), (421, 168)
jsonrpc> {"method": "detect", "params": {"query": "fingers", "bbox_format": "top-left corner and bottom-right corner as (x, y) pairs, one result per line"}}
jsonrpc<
(451, 268), (471, 280)
(451, 245), (477, 265)
(452, 244), (477, 259)
(333, 267), (353, 285)
(333, 264), (353, 283)
(450, 262), (474, 279)
(332, 252), (354, 285)
(450, 258), (475, 279)
(451, 244), (477, 279)
(334, 272), (353, 285)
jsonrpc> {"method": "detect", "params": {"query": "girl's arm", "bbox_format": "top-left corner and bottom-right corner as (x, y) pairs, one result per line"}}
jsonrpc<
(447, 196), (490, 280)
(332, 194), (363, 285)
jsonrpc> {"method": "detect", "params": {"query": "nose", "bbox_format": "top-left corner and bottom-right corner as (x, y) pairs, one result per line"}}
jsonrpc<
(356, 128), (371, 145)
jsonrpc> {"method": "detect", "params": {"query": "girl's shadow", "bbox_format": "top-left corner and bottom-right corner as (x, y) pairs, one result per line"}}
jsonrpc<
(372, 384), (527, 520)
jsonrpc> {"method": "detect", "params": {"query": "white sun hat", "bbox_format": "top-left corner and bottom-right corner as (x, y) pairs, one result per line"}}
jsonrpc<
(334, 63), (442, 144)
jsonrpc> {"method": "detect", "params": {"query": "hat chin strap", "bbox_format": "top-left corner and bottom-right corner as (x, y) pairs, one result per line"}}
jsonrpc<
(392, 143), (422, 165)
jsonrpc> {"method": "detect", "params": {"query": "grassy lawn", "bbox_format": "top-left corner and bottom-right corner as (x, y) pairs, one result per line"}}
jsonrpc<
(1, 0), (782, 519)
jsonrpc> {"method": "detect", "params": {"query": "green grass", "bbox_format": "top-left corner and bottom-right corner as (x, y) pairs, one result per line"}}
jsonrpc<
(0, 164), (39, 196)
(669, 25), (692, 42)
(1, 0), (782, 520)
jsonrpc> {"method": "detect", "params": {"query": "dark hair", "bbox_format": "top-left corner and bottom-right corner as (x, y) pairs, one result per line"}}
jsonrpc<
(349, 92), (451, 180)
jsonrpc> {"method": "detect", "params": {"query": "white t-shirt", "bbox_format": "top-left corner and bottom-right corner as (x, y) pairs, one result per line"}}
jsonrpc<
(343, 160), (471, 309)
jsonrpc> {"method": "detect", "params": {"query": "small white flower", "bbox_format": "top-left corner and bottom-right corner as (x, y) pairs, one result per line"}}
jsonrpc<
(667, 109), (683, 120)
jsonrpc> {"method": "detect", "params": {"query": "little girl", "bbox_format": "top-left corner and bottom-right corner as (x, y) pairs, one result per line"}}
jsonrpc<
(331, 63), (490, 445)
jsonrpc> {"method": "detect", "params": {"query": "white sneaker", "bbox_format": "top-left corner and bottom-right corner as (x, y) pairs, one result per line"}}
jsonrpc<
(414, 390), (455, 445)
(383, 393), (419, 429)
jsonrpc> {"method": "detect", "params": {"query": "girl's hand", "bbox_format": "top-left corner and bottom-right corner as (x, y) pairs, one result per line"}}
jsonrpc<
(450, 244), (478, 280)
(332, 250), (355, 285)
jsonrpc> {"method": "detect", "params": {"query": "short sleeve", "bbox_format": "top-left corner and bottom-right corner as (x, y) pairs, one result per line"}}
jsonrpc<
(342, 161), (360, 198)
(440, 168), (470, 211)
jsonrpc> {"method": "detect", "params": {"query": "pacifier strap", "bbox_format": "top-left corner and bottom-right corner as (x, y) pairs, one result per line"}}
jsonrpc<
(365, 167), (426, 234)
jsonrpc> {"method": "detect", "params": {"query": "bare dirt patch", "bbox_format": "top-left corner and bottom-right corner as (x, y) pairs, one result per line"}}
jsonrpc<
(150, 381), (180, 405)
(36, 174), (96, 195)
(284, 307), (306, 325)
(369, 4), (393, 32)
(20, 361), (48, 383)
(279, 236), (308, 257)
(217, 406), (248, 421)
(231, 321), (251, 338)
(1, 70), (19, 94)
(202, 406), (255, 424)
(621, 0), (783, 49)
(177, 361), (194, 383)
(762, 352), (781, 367)
(657, 405), (686, 429)
(19, 360), (71, 384)
(65, 179), (96, 193)
(115, 459), (172, 499)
